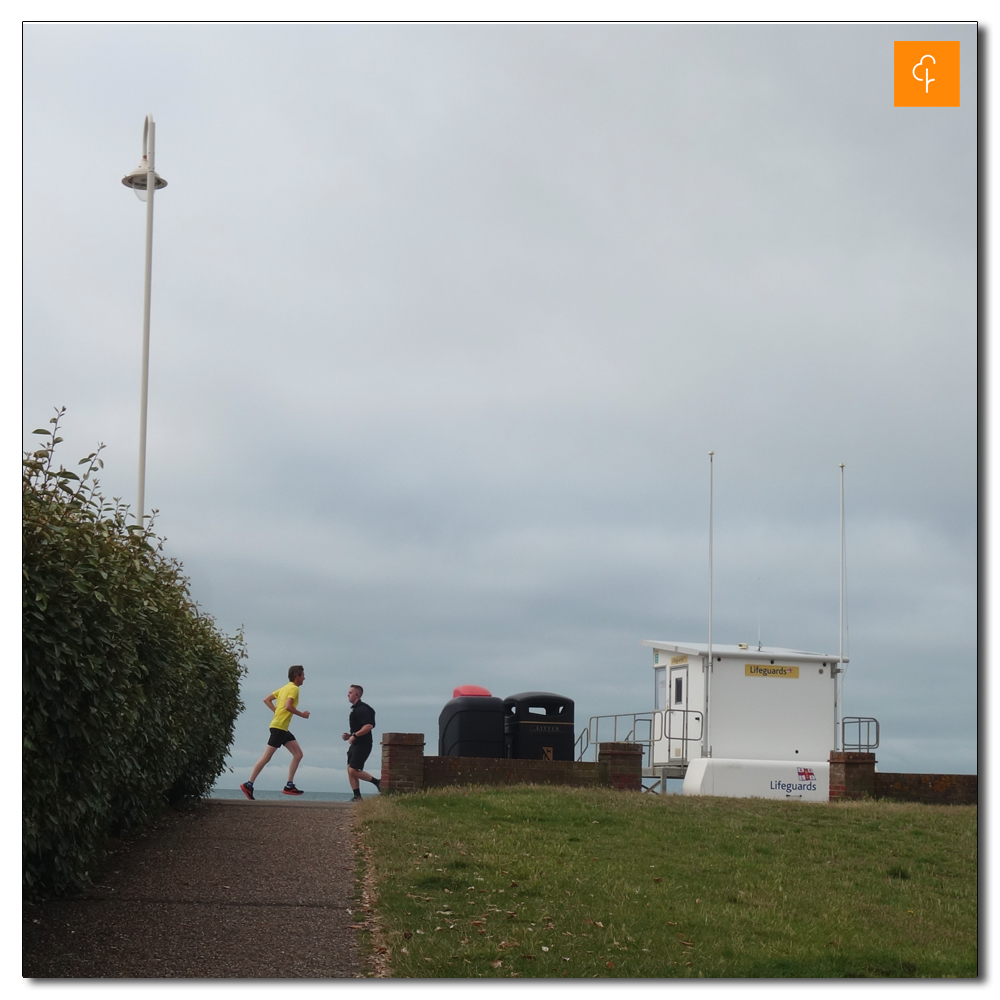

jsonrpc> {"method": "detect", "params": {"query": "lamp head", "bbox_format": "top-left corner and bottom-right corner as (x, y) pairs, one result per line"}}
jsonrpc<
(122, 155), (168, 201)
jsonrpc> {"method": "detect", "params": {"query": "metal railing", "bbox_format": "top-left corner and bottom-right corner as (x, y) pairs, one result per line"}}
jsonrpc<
(575, 709), (704, 768)
(656, 709), (703, 767)
(841, 716), (880, 752)
(575, 711), (660, 766)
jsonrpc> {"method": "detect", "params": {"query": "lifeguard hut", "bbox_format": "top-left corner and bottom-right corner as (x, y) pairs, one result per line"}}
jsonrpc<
(576, 639), (878, 800)
(572, 461), (879, 799)
(645, 640), (841, 763)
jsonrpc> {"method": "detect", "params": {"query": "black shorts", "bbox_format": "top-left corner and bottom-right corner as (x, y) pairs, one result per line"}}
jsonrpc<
(268, 728), (297, 748)
(347, 740), (372, 770)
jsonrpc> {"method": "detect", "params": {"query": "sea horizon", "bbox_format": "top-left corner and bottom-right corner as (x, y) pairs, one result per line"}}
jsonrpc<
(210, 787), (356, 802)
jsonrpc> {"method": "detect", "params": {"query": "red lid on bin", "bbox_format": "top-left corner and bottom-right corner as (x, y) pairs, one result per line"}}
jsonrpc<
(453, 684), (492, 698)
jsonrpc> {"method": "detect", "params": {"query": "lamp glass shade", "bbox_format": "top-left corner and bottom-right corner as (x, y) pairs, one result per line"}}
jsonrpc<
(122, 166), (168, 201)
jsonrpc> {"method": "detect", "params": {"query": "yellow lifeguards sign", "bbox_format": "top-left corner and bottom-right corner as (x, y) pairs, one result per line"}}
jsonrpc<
(745, 664), (800, 678)
(670, 655), (688, 665)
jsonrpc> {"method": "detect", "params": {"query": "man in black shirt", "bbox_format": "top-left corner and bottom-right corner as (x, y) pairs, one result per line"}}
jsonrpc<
(342, 684), (380, 800)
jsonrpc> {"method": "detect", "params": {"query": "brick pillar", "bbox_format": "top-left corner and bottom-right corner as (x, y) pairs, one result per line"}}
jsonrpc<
(598, 742), (643, 791)
(381, 733), (425, 794)
(829, 751), (876, 800)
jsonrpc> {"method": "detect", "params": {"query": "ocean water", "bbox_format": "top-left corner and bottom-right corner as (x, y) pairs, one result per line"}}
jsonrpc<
(210, 787), (356, 801)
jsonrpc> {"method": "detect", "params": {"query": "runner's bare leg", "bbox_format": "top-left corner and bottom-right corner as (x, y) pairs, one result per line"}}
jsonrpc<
(348, 765), (375, 789)
(285, 740), (303, 782)
(249, 744), (278, 784)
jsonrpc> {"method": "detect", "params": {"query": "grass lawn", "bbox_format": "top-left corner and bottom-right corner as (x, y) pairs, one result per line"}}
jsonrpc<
(355, 785), (977, 979)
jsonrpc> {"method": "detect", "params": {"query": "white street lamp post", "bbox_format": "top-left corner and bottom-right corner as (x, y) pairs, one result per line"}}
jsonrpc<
(121, 114), (167, 527)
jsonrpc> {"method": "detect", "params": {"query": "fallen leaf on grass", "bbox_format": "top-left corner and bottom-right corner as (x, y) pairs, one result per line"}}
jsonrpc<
(521, 954), (535, 960)
(471, 920), (485, 926)
(653, 878), (662, 883)
(594, 921), (604, 928)
(509, 881), (518, 888)
(491, 960), (503, 968)
(666, 921), (676, 926)
(499, 941), (518, 948)
(606, 961), (614, 969)
(348, 924), (366, 930)
(680, 940), (694, 948)
(561, 957), (570, 962)
(506, 912), (517, 919)
(403, 932), (412, 939)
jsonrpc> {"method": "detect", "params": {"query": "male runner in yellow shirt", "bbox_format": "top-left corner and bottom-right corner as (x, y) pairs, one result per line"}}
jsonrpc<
(240, 665), (310, 799)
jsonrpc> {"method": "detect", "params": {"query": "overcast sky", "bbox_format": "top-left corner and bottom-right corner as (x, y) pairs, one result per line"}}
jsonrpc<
(23, 23), (977, 792)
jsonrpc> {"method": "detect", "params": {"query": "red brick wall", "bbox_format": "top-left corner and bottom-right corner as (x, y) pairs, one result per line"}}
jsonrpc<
(875, 772), (978, 806)
(380, 735), (643, 793)
(424, 756), (606, 789)
(829, 752), (877, 800)
(381, 733), (425, 794)
(829, 752), (977, 805)
(598, 742), (644, 792)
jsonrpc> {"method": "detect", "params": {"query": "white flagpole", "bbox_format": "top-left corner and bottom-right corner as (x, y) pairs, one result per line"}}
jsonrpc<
(706, 451), (714, 758)
(837, 462), (846, 751)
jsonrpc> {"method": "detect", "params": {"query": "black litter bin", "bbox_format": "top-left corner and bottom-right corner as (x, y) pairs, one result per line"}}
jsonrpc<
(503, 691), (575, 761)
(438, 693), (505, 757)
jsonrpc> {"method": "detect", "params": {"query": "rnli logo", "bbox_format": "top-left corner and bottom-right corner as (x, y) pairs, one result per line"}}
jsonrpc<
(798, 767), (816, 781)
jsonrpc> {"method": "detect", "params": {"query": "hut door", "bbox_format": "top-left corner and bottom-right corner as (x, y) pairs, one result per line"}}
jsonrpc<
(667, 666), (689, 758)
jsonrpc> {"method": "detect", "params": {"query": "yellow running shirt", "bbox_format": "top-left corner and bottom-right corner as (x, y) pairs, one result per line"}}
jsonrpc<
(270, 681), (300, 730)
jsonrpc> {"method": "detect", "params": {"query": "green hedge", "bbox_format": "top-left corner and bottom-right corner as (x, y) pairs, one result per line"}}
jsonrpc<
(23, 412), (247, 898)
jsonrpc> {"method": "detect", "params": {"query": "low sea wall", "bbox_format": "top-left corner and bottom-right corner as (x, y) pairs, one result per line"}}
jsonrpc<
(380, 734), (642, 793)
(829, 752), (977, 805)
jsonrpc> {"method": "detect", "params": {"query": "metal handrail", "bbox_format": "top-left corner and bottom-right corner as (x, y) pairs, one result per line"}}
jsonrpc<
(576, 711), (663, 767)
(655, 708), (704, 766)
(577, 708), (705, 768)
(842, 716), (880, 752)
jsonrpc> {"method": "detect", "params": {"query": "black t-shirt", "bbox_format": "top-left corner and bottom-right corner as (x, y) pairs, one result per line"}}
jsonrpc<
(350, 700), (376, 743)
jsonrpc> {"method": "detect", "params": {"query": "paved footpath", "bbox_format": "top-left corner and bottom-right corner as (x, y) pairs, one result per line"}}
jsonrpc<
(23, 799), (363, 979)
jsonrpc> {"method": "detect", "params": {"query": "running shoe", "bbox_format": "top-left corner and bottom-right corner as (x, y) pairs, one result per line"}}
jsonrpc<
(282, 784), (304, 796)
(371, 777), (381, 792)
(240, 782), (254, 801)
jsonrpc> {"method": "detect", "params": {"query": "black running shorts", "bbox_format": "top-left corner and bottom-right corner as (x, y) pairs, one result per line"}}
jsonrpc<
(347, 740), (372, 770)
(268, 728), (297, 747)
